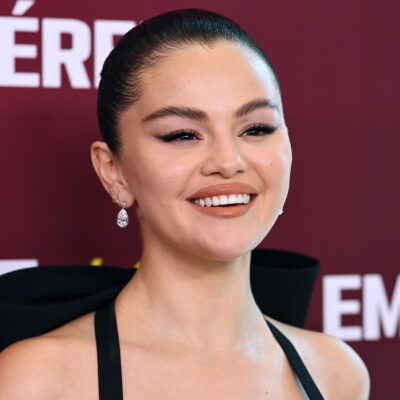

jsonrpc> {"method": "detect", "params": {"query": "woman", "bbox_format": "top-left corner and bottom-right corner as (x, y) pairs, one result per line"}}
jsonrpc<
(0, 8), (369, 399)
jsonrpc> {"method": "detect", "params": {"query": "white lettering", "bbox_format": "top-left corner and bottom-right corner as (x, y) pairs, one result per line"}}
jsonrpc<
(0, 259), (38, 275)
(0, 16), (138, 89)
(42, 18), (91, 88)
(93, 20), (135, 88)
(12, 0), (36, 16)
(0, 17), (39, 87)
(323, 275), (362, 340)
(363, 274), (400, 340)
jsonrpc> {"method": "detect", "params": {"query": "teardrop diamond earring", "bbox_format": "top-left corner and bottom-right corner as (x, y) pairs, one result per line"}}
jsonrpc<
(117, 201), (129, 228)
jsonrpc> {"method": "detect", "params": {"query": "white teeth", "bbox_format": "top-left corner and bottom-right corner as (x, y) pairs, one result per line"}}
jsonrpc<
(219, 195), (228, 205)
(212, 196), (220, 206)
(228, 194), (236, 204)
(192, 193), (253, 207)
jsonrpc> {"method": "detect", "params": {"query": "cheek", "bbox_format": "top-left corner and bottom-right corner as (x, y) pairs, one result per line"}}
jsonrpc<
(124, 150), (190, 206)
(254, 142), (292, 183)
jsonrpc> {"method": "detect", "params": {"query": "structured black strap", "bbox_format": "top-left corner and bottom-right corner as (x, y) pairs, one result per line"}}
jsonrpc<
(95, 299), (123, 400)
(265, 319), (325, 400)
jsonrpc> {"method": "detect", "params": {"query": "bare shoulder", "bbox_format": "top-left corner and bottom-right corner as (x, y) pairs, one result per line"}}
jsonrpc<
(0, 312), (97, 400)
(0, 335), (68, 399)
(264, 315), (370, 400)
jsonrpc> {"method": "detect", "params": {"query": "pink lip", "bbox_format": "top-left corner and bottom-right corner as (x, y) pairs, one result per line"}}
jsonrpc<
(187, 183), (258, 200)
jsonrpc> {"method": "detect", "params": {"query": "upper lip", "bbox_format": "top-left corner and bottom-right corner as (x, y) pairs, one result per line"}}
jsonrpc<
(187, 183), (258, 200)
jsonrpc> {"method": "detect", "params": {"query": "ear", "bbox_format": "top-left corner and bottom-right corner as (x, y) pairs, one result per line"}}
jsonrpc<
(90, 141), (135, 207)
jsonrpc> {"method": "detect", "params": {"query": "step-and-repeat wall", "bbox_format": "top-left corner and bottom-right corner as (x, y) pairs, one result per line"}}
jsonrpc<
(0, 0), (398, 397)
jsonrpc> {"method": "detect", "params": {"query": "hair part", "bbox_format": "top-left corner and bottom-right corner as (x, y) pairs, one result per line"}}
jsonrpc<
(97, 8), (281, 158)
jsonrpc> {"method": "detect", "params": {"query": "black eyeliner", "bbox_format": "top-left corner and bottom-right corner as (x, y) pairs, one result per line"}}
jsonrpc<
(158, 123), (277, 143)
(245, 123), (277, 135)
(158, 130), (198, 142)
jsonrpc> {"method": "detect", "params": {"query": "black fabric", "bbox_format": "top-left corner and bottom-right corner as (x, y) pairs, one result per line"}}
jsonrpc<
(266, 320), (325, 399)
(95, 300), (123, 400)
(0, 248), (320, 352)
(94, 298), (325, 400)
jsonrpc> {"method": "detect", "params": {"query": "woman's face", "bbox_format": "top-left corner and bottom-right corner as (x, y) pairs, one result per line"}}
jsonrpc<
(118, 40), (292, 261)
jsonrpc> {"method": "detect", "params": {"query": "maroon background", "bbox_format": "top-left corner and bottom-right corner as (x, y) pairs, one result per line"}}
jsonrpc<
(0, 0), (398, 397)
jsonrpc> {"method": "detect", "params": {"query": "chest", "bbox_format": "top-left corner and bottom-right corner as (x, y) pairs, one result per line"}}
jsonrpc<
(119, 344), (305, 400)
(60, 341), (307, 400)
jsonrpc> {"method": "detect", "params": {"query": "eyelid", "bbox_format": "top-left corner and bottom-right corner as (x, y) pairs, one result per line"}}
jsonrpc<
(157, 129), (199, 142)
(245, 122), (276, 129)
(241, 122), (278, 135)
(158, 122), (278, 142)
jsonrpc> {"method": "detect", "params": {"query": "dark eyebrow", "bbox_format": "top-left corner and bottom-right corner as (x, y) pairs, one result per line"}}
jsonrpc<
(141, 97), (280, 123)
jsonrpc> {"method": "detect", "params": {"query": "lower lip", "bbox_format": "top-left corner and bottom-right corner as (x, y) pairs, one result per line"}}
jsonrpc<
(187, 195), (257, 218)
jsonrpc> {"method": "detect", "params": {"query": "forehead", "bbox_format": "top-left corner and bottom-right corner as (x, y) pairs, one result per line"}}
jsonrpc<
(135, 41), (281, 117)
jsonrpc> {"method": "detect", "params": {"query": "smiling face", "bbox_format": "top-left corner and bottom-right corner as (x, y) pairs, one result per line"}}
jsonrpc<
(117, 40), (292, 261)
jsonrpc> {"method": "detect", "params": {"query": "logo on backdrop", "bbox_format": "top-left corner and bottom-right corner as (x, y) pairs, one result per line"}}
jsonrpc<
(0, 258), (103, 275)
(0, 259), (38, 275)
(0, 1), (136, 88)
(323, 274), (400, 341)
(0, 258), (142, 275)
(12, 0), (35, 16)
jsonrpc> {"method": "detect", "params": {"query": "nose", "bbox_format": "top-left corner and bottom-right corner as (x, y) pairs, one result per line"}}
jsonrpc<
(201, 134), (247, 178)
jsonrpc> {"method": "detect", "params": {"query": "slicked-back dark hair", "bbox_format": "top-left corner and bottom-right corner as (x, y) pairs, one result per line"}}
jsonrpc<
(97, 8), (281, 158)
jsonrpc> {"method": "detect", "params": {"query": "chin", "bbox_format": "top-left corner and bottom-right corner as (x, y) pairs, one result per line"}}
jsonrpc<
(194, 222), (275, 262)
(197, 239), (256, 262)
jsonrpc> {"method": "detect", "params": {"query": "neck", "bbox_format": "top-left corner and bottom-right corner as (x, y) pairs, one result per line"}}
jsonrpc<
(115, 239), (269, 355)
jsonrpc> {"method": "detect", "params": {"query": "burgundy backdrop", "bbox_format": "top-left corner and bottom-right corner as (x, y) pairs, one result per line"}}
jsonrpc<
(0, 0), (398, 397)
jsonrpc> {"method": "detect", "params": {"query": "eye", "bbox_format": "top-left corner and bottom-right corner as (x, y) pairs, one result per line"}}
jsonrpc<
(158, 130), (200, 142)
(242, 123), (278, 137)
(158, 123), (277, 143)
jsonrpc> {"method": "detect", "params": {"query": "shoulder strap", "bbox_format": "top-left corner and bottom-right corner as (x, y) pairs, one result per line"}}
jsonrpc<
(95, 300), (124, 400)
(94, 300), (324, 400)
(265, 319), (324, 400)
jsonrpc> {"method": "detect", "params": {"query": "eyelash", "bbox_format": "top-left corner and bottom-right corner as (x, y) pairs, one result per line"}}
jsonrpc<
(158, 123), (278, 143)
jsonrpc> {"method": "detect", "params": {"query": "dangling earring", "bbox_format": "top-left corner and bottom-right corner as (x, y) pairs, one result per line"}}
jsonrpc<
(117, 200), (129, 228)
(279, 209), (284, 215)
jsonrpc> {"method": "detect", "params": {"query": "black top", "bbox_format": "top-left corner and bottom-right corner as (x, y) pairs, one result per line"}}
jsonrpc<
(95, 299), (325, 400)
(0, 249), (320, 352)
